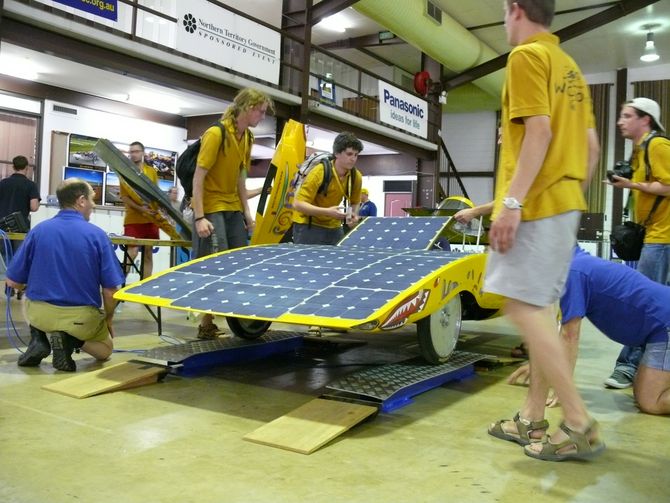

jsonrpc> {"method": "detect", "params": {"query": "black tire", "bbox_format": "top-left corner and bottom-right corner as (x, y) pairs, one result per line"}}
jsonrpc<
(226, 317), (271, 340)
(416, 294), (462, 364)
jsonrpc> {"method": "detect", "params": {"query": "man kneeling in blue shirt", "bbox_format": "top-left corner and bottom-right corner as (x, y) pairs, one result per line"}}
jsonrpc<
(490, 248), (670, 460)
(6, 179), (125, 372)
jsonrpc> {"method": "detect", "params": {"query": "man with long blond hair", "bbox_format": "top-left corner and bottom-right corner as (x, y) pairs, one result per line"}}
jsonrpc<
(191, 88), (274, 339)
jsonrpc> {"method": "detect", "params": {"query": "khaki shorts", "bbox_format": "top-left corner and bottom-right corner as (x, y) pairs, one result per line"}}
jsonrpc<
(26, 299), (109, 342)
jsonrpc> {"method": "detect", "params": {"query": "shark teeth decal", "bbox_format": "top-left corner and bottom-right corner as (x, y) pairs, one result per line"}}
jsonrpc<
(380, 289), (430, 330)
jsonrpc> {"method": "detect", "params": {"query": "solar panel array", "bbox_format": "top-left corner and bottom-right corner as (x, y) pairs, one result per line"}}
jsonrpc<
(121, 217), (463, 322)
(339, 216), (449, 250)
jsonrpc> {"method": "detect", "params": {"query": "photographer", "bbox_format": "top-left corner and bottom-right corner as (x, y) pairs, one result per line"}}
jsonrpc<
(606, 97), (670, 389)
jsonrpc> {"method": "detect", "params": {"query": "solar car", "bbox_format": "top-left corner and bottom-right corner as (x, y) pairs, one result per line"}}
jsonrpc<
(115, 216), (502, 364)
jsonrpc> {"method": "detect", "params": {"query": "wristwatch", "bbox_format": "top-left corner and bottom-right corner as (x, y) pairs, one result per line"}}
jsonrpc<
(502, 197), (523, 210)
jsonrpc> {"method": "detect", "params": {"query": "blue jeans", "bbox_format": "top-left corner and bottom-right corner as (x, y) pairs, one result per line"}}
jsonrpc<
(615, 243), (670, 376)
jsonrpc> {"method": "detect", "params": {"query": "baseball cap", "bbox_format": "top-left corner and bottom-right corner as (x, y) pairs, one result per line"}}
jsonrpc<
(628, 97), (665, 133)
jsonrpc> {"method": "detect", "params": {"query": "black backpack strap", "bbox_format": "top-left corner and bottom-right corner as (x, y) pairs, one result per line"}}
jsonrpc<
(214, 121), (226, 153)
(317, 156), (333, 194)
(639, 132), (668, 225)
(642, 195), (664, 227)
(642, 131), (668, 180)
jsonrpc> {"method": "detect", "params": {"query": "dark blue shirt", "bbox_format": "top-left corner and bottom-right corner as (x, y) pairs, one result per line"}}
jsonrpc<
(6, 210), (124, 307)
(560, 248), (670, 345)
(359, 200), (377, 217)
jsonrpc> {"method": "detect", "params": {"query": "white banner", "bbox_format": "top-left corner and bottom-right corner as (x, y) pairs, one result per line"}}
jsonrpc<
(176, 2), (280, 85)
(378, 81), (428, 139)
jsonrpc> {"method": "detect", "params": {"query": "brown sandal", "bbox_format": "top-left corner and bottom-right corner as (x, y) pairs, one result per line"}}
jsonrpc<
(524, 419), (605, 461)
(197, 323), (222, 340)
(488, 412), (549, 446)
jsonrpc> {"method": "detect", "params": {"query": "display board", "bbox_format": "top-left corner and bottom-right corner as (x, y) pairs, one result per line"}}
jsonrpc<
(63, 166), (104, 205)
(64, 133), (177, 206)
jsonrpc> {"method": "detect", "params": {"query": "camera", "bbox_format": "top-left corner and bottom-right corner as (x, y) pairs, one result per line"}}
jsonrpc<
(607, 160), (633, 182)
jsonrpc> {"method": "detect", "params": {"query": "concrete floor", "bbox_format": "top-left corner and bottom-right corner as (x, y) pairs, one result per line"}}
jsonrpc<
(1, 297), (668, 503)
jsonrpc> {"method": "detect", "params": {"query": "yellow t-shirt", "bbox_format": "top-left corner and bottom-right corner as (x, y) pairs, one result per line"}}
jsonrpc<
(196, 119), (252, 214)
(631, 132), (670, 243)
(493, 32), (595, 221)
(120, 163), (158, 225)
(292, 162), (362, 229)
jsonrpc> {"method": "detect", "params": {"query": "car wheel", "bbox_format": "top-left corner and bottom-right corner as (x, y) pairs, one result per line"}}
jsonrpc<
(226, 317), (271, 340)
(416, 294), (462, 364)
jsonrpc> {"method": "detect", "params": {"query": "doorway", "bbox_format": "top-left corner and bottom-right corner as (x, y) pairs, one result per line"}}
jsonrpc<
(0, 110), (39, 183)
(384, 192), (413, 217)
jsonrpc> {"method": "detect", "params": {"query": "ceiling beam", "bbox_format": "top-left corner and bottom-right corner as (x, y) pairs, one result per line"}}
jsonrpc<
(442, 0), (661, 92)
(467, 2), (619, 31)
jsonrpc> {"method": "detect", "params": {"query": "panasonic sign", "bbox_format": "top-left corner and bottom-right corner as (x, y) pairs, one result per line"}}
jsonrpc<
(378, 81), (428, 138)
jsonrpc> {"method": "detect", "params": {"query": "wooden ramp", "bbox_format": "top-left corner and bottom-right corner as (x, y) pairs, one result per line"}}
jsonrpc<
(244, 398), (377, 454)
(42, 360), (168, 399)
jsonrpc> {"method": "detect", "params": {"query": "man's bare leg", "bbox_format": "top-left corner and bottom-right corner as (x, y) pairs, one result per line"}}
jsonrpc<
(634, 365), (670, 415)
(495, 306), (553, 439)
(142, 245), (154, 278)
(82, 336), (113, 361)
(505, 299), (597, 450)
(124, 246), (139, 276)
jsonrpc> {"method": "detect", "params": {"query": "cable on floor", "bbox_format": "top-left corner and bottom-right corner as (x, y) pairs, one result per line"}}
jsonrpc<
(1, 230), (28, 352)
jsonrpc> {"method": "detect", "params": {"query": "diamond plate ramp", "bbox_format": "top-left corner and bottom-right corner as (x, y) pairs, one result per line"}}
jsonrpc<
(136, 331), (304, 375)
(325, 351), (488, 412)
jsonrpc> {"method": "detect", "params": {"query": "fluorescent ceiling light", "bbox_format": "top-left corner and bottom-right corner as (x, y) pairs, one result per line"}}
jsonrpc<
(127, 90), (182, 114)
(317, 14), (352, 33)
(0, 54), (39, 80)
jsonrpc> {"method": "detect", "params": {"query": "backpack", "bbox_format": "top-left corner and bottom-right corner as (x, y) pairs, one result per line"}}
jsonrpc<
(284, 152), (356, 209)
(176, 122), (226, 199)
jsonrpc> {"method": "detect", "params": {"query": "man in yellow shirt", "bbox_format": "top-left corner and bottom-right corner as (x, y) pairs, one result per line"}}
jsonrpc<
(120, 141), (159, 277)
(606, 97), (670, 388)
(191, 88), (274, 339)
(485, 0), (601, 462)
(292, 132), (363, 244)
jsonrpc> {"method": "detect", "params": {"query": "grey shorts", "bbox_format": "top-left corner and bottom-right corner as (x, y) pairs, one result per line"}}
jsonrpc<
(484, 211), (581, 307)
(292, 223), (343, 245)
(641, 333), (670, 371)
(192, 211), (247, 258)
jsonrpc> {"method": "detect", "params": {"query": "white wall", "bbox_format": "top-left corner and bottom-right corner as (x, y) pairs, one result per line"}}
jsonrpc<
(39, 100), (188, 276)
(360, 175), (416, 215)
(442, 110), (498, 205)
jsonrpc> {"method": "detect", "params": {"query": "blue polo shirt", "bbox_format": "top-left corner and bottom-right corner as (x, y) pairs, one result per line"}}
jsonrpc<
(6, 210), (124, 307)
(560, 248), (670, 345)
(359, 200), (377, 217)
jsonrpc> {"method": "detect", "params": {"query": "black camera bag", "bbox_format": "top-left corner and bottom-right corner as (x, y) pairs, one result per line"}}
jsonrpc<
(610, 221), (646, 261)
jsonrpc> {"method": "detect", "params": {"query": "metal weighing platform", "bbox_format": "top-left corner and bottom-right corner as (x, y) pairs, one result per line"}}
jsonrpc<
(136, 331), (304, 376)
(136, 331), (487, 412)
(324, 351), (488, 413)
